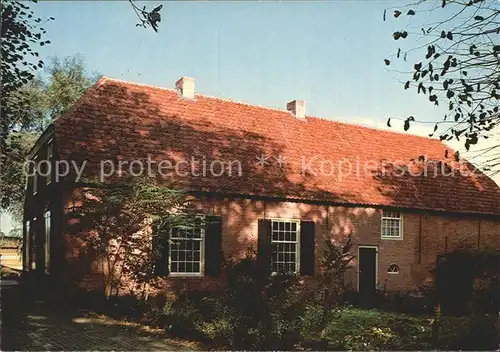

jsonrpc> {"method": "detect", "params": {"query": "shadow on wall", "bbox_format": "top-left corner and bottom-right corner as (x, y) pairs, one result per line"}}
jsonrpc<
(55, 82), (365, 296)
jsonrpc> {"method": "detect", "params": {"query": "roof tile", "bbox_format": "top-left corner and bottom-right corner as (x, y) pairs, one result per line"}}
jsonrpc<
(53, 77), (500, 215)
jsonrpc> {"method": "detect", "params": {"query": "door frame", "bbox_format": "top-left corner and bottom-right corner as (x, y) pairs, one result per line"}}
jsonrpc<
(357, 245), (378, 292)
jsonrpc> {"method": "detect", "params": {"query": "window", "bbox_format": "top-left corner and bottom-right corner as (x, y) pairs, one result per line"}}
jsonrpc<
(169, 218), (204, 276)
(381, 211), (403, 239)
(46, 141), (53, 185)
(271, 219), (300, 273)
(388, 264), (400, 274)
(44, 211), (51, 273)
(31, 217), (37, 269)
(24, 220), (30, 271)
(32, 156), (38, 195)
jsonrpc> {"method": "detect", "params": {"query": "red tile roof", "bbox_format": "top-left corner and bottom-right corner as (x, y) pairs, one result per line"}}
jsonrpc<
(53, 77), (500, 215)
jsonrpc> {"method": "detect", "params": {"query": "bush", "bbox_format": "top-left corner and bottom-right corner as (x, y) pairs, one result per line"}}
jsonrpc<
(149, 256), (308, 349)
(76, 252), (498, 350)
(160, 297), (203, 339)
(435, 248), (499, 315)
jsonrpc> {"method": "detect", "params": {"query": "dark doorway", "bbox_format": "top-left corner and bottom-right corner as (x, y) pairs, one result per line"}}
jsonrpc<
(358, 246), (377, 295)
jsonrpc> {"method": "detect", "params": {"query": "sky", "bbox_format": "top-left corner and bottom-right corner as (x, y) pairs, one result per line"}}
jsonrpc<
(1, 0), (498, 234)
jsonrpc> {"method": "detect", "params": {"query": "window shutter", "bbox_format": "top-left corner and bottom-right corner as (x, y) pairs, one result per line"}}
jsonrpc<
(204, 215), (223, 277)
(300, 220), (315, 276)
(257, 219), (272, 276)
(152, 220), (169, 276)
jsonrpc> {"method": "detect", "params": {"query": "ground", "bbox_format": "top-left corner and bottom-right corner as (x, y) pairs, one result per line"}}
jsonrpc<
(0, 278), (195, 351)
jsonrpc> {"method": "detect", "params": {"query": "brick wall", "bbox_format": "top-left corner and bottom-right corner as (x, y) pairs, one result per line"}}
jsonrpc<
(61, 190), (500, 295)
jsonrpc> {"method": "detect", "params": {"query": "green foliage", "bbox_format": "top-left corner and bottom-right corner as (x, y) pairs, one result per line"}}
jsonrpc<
(0, 55), (97, 224)
(128, 0), (163, 32)
(67, 178), (192, 298)
(384, 0), (500, 173)
(0, 132), (39, 221)
(153, 256), (307, 349)
(161, 298), (203, 339)
(320, 234), (355, 299)
(1, 0), (52, 143)
(322, 308), (432, 350)
(44, 55), (98, 120)
(434, 248), (500, 315)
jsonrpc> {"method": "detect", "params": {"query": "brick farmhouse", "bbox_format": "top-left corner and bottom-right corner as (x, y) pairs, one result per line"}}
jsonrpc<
(23, 76), (500, 294)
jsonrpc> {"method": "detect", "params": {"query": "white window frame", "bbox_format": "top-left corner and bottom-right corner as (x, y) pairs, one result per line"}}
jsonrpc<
(44, 211), (51, 273)
(46, 141), (53, 185)
(381, 210), (403, 240)
(168, 217), (205, 277)
(387, 263), (400, 275)
(31, 217), (37, 270)
(270, 218), (301, 274)
(32, 156), (38, 195)
(24, 220), (30, 271)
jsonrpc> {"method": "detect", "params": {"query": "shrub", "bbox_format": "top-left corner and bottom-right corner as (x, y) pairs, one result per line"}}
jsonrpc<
(435, 248), (499, 316)
(160, 297), (203, 339)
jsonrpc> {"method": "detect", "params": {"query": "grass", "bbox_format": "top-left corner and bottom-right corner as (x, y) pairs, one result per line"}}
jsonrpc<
(308, 307), (499, 351)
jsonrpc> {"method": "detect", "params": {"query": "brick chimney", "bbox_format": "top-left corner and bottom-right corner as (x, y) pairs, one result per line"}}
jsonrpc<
(286, 100), (306, 119)
(175, 76), (195, 99)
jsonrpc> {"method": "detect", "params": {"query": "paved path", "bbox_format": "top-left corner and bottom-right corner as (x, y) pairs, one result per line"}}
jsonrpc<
(1, 280), (194, 351)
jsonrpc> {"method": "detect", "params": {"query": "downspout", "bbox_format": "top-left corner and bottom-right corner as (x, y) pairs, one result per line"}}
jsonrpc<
(418, 214), (422, 264)
(477, 220), (481, 249)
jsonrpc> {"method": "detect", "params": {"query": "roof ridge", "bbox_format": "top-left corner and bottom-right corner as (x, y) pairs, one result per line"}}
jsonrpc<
(101, 76), (444, 144)
(306, 115), (443, 143)
(102, 76), (292, 115)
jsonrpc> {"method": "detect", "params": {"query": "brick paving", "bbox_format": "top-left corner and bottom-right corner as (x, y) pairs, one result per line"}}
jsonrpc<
(1, 281), (194, 351)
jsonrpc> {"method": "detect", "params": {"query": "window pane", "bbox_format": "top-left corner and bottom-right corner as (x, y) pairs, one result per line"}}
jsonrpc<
(382, 217), (401, 237)
(271, 220), (299, 273)
(193, 263), (200, 273)
(169, 220), (203, 274)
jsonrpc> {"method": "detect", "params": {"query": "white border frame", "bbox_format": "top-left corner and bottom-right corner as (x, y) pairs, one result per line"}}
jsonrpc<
(44, 210), (51, 273)
(269, 218), (301, 275)
(24, 220), (30, 271)
(46, 140), (53, 186)
(380, 210), (404, 240)
(168, 216), (205, 278)
(32, 155), (38, 195)
(357, 245), (378, 292)
(387, 263), (400, 275)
